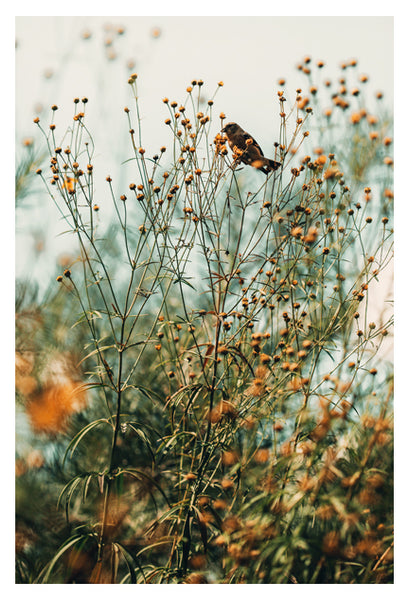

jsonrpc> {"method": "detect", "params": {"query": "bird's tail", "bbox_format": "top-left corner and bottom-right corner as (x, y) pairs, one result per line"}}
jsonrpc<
(266, 158), (281, 171)
(251, 157), (281, 174)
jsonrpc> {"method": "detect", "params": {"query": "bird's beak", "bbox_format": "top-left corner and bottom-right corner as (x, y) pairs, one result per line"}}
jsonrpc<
(221, 126), (226, 133)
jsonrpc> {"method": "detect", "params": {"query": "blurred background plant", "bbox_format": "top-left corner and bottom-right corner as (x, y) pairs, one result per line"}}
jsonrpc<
(15, 18), (393, 584)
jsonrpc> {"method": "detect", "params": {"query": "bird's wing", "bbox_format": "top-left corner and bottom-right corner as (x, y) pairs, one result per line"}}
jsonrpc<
(242, 132), (264, 156)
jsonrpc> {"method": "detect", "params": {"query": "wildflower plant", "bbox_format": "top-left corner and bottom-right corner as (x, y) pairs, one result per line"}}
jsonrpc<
(16, 58), (393, 584)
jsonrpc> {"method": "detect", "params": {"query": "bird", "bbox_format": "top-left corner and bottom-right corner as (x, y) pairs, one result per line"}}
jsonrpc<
(221, 122), (281, 175)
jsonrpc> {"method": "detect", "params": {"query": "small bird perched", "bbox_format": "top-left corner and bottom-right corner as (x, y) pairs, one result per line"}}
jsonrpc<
(221, 122), (281, 174)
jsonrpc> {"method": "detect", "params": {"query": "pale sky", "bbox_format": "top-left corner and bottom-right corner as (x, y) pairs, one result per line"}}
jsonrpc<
(16, 15), (393, 152)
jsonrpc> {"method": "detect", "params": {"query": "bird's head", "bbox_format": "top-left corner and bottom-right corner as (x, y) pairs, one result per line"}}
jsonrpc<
(221, 122), (239, 135)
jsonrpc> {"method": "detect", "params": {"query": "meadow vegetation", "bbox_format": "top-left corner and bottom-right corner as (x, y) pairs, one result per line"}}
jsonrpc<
(16, 54), (393, 583)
